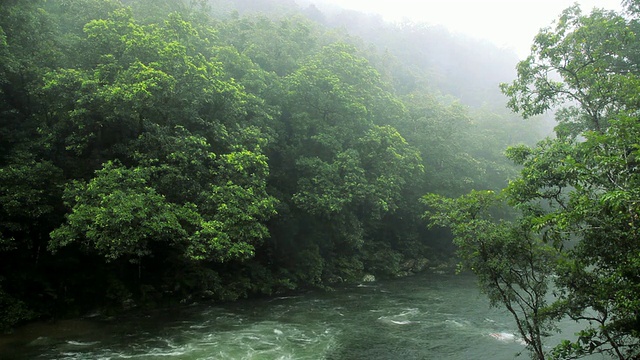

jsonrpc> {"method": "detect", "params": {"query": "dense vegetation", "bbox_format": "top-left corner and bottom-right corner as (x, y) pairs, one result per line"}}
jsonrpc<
(0, 0), (545, 334)
(424, 1), (640, 358)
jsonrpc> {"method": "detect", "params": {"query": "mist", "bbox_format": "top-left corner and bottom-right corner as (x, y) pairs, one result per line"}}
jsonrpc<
(4, 1), (638, 359)
(300, 0), (623, 58)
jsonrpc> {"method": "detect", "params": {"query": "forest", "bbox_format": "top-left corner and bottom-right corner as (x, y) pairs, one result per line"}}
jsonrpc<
(0, 0), (638, 358)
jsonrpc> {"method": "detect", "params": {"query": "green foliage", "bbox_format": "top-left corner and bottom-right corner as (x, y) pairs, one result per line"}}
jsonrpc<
(423, 191), (559, 360)
(0, 159), (64, 251)
(219, 15), (318, 76)
(50, 161), (193, 260)
(358, 125), (424, 216)
(0, 280), (35, 332)
(293, 152), (365, 217)
(361, 242), (403, 277)
(500, 5), (639, 135)
(497, 3), (640, 359)
(398, 92), (530, 197)
(187, 149), (277, 262)
(0, 0), (541, 332)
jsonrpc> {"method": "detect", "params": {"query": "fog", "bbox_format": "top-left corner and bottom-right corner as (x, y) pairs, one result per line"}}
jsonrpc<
(306, 0), (623, 58)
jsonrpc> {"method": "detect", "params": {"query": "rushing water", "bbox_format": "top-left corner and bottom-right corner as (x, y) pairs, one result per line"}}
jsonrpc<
(0, 272), (606, 360)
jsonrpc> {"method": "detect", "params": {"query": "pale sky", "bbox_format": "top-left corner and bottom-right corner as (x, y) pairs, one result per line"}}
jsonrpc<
(318, 0), (624, 58)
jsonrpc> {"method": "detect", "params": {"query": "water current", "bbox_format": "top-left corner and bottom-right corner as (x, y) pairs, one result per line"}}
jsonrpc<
(0, 272), (606, 359)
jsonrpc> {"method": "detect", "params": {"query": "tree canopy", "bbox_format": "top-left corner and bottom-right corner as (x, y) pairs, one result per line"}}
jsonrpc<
(426, 2), (640, 359)
(0, 0), (544, 333)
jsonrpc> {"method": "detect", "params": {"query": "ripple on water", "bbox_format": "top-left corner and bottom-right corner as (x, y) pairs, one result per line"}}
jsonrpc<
(0, 274), (539, 360)
(376, 306), (423, 326)
(66, 340), (100, 346)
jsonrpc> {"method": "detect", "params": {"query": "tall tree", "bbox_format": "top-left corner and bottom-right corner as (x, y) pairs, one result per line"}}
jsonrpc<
(426, 3), (640, 359)
(499, 4), (640, 359)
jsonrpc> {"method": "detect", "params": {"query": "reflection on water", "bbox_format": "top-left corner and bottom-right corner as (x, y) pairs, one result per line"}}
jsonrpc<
(0, 273), (595, 360)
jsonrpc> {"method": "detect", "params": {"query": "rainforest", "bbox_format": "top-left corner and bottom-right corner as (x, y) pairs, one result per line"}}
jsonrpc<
(0, 0), (639, 359)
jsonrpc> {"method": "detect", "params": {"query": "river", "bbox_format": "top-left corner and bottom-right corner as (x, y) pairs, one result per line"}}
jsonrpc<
(0, 272), (605, 359)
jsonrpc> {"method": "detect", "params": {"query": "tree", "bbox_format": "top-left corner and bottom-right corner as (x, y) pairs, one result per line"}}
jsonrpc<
(41, 3), (279, 300)
(500, 5), (638, 136)
(499, 3), (640, 359)
(217, 15), (318, 77)
(0, 0), (551, 332)
(422, 191), (558, 360)
(424, 3), (640, 359)
(49, 161), (195, 262)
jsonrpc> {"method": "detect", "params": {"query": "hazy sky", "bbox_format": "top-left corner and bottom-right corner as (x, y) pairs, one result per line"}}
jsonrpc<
(320, 0), (623, 57)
